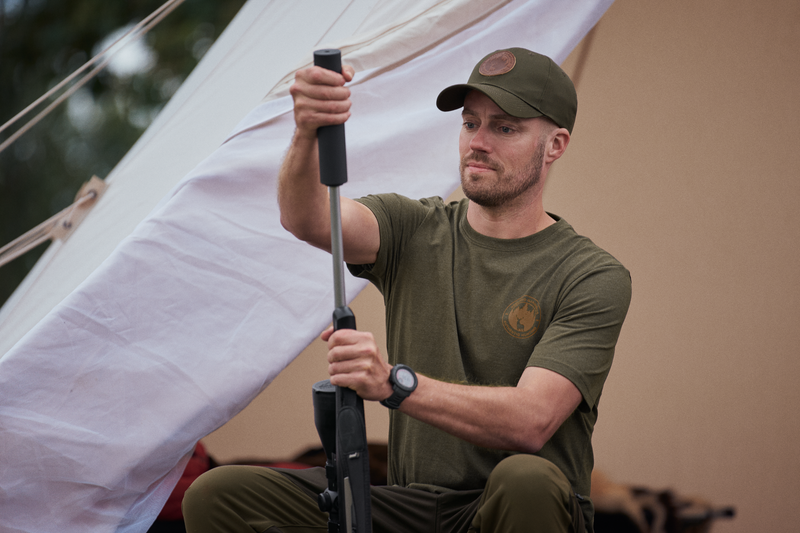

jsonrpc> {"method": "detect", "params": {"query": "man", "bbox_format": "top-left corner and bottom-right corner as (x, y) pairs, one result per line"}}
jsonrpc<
(184, 47), (631, 533)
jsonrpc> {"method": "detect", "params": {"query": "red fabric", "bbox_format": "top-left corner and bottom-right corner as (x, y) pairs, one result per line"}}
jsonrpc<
(157, 442), (211, 521)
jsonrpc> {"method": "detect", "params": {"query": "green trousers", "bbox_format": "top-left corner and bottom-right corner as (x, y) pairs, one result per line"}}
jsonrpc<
(183, 454), (587, 533)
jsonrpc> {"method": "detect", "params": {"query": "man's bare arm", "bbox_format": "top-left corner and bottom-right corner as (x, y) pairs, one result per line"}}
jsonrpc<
(277, 64), (379, 265)
(324, 327), (583, 454)
(399, 366), (582, 454)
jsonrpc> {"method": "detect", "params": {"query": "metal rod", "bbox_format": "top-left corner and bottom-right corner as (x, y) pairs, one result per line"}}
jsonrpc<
(329, 186), (347, 310)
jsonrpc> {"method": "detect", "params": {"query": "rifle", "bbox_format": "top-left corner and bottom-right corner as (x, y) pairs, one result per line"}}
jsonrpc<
(311, 48), (373, 533)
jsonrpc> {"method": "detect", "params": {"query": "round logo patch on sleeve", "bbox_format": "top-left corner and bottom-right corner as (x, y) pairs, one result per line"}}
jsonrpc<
(502, 295), (541, 338)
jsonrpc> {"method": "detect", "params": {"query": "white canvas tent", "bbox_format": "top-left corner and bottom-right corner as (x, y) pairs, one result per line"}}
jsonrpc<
(0, 1), (612, 531)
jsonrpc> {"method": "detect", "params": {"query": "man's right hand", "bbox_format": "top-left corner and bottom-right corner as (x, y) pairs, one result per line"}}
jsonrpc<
(290, 65), (356, 140)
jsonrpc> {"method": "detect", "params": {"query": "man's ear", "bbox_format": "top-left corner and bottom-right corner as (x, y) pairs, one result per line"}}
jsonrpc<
(546, 129), (571, 163)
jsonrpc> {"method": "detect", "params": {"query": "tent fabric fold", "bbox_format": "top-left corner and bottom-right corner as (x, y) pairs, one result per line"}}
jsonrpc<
(264, 0), (514, 100)
(0, 0), (613, 531)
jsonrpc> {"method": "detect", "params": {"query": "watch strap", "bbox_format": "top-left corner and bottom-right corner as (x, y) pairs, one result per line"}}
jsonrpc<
(380, 390), (409, 410)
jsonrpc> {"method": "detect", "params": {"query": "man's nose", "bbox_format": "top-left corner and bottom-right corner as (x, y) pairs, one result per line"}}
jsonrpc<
(469, 125), (492, 153)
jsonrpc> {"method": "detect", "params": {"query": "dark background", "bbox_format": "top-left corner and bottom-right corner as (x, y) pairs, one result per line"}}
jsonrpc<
(0, 0), (246, 307)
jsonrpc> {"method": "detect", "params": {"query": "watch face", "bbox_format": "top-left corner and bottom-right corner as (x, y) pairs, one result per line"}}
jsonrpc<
(395, 367), (416, 389)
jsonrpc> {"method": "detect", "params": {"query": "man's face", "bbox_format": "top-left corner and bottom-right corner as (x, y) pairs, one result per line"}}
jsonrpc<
(459, 91), (546, 208)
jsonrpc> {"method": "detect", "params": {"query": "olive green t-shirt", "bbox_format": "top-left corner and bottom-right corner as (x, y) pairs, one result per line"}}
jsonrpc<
(348, 194), (631, 512)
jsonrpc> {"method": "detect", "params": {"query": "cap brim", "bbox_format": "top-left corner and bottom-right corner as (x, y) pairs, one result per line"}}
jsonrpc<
(436, 83), (544, 119)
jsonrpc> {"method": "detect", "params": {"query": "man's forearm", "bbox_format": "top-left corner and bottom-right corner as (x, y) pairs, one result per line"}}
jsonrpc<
(278, 64), (379, 263)
(398, 368), (582, 454)
(323, 329), (579, 453)
(277, 129), (333, 251)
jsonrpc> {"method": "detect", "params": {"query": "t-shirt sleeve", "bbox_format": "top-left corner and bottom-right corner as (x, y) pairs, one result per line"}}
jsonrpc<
(528, 263), (632, 409)
(347, 193), (438, 293)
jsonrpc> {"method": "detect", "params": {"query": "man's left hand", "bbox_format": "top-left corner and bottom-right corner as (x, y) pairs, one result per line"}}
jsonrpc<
(322, 326), (393, 401)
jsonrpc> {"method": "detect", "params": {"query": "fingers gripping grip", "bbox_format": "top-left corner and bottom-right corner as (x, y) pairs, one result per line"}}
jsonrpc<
(314, 49), (348, 187)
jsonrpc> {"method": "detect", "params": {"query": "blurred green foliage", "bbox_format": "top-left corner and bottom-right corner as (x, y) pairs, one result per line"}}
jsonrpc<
(0, 0), (246, 307)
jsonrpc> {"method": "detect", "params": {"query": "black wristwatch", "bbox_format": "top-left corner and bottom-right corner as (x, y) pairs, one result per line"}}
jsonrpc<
(380, 364), (418, 409)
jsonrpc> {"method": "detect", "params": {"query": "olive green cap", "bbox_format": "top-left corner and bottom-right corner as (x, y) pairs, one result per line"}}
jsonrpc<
(436, 47), (577, 133)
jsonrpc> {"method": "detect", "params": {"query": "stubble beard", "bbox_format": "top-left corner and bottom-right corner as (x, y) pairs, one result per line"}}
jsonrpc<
(459, 142), (546, 208)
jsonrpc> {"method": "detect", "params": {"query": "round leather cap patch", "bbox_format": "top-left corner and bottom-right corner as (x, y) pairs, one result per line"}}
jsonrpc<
(479, 50), (516, 76)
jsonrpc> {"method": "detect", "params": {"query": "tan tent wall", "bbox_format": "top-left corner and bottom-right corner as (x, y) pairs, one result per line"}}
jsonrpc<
(203, 1), (800, 531)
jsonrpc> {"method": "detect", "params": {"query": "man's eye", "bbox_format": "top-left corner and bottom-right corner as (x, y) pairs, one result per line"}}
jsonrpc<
(500, 126), (513, 134)
(463, 121), (476, 129)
